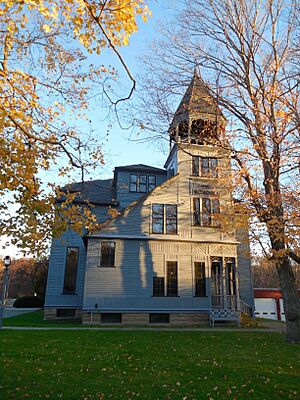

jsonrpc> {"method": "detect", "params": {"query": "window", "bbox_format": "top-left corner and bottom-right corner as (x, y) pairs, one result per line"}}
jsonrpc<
(149, 313), (170, 324)
(56, 309), (76, 318)
(130, 174), (138, 192)
(153, 277), (165, 296)
(152, 204), (177, 234)
(101, 313), (122, 324)
(153, 262), (178, 298)
(152, 204), (164, 233)
(195, 262), (206, 297)
(63, 247), (79, 294)
(129, 174), (157, 193)
(192, 156), (218, 178)
(148, 175), (156, 191)
(166, 205), (177, 234)
(99, 241), (115, 267)
(192, 156), (199, 176)
(139, 175), (147, 192)
(167, 261), (178, 296)
(193, 198), (220, 227)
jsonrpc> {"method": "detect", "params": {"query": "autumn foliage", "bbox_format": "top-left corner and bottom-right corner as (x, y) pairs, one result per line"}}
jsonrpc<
(0, 0), (150, 254)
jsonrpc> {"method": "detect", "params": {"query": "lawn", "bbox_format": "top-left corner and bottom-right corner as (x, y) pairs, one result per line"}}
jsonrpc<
(1, 331), (299, 399)
(3, 310), (82, 327)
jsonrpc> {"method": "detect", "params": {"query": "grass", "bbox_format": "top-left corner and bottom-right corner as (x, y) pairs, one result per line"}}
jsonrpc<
(3, 310), (82, 327)
(1, 330), (299, 399)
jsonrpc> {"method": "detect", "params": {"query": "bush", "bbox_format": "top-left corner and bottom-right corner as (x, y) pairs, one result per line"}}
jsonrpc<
(13, 296), (44, 308)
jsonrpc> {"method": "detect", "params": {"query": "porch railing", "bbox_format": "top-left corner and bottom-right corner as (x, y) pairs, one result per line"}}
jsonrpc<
(211, 295), (238, 310)
(240, 300), (253, 317)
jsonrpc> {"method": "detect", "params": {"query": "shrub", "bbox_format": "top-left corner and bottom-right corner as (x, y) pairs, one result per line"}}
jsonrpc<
(13, 296), (44, 308)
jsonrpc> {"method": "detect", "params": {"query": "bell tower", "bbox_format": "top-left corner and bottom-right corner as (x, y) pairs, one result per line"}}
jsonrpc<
(164, 72), (227, 176)
(169, 72), (226, 145)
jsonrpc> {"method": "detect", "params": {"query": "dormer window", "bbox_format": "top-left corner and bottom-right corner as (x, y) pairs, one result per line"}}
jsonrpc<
(129, 174), (138, 192)
(148, 176), (156, 191)
(192, 156), (218, 178)
(129, 174), (156, 193)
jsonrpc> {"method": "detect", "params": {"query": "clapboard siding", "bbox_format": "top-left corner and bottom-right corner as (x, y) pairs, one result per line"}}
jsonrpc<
(83, 239), (236, 310)
(44, 204), (114, 308)
(84, 296), (210, 311)
(237, 256), (254, 307)
(44, 230), (86, 308)
(96, 145), (234, 244)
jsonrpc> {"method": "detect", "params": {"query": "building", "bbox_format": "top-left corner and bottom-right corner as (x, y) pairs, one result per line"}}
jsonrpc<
(254, 288), (300, 321)
(44, 74), (254, 325)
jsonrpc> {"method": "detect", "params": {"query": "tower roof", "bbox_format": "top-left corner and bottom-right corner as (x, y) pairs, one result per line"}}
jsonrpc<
(170, 73), (224, 128)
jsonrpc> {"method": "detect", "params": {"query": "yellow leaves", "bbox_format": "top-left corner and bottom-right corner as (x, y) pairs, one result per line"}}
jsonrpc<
(42, 24), (52, 33)
(0, 0), (150, 254)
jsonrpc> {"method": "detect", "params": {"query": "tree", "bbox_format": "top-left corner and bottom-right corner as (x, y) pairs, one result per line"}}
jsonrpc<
(0, 257), (35, 298)
(32, 257), (49, 300)
(137, 0), (300, 342)
(0, 0), (150, 255)
(0, 256), (49, 300)
(252, 256), (300, 288)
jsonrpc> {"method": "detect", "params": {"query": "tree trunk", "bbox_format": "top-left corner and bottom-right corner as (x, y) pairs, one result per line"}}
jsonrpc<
(276, 255), (300, 343)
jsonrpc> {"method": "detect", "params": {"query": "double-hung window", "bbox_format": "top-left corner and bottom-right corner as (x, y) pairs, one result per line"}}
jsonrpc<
(153, 277), (165, 297)
(152, 261), (178, 297)
(166, 261), (178, 296)
(192, 156), (218, 178)
(148, 175), (156, 191)
(98, 241), (116, 267)
(193, 197), (220, 227)
(152, 204), (177, 234)
(194, 262), (206, 297)
(129, 174), (138, 192)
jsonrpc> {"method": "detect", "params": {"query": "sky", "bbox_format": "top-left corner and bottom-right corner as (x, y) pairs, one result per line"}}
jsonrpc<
(86, 1), (179, 179)
(0, 1), (180, 258)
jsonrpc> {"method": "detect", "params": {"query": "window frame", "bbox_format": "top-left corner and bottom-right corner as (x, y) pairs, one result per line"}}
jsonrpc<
(129, 174), (157, 193)
(129, 174), (138, 192)
(152, 203), (164, 234)
(152, 276), (165, 297)
(148, 175), (156, 191)
(139, 174), (147, 193)
(63, 247), (79, 295)
(191, 156), (218, 178)
(98, 241), (116, 268)
(166, 261), (178, 297)
(152, 203), (178, 235)
(166, 204), (178, 234)
(194, 262), (206, 297)
(193, 197), (220, 227)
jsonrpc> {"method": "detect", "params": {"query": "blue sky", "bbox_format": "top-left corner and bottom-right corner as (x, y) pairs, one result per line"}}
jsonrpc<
(85, 1), (179, 180)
